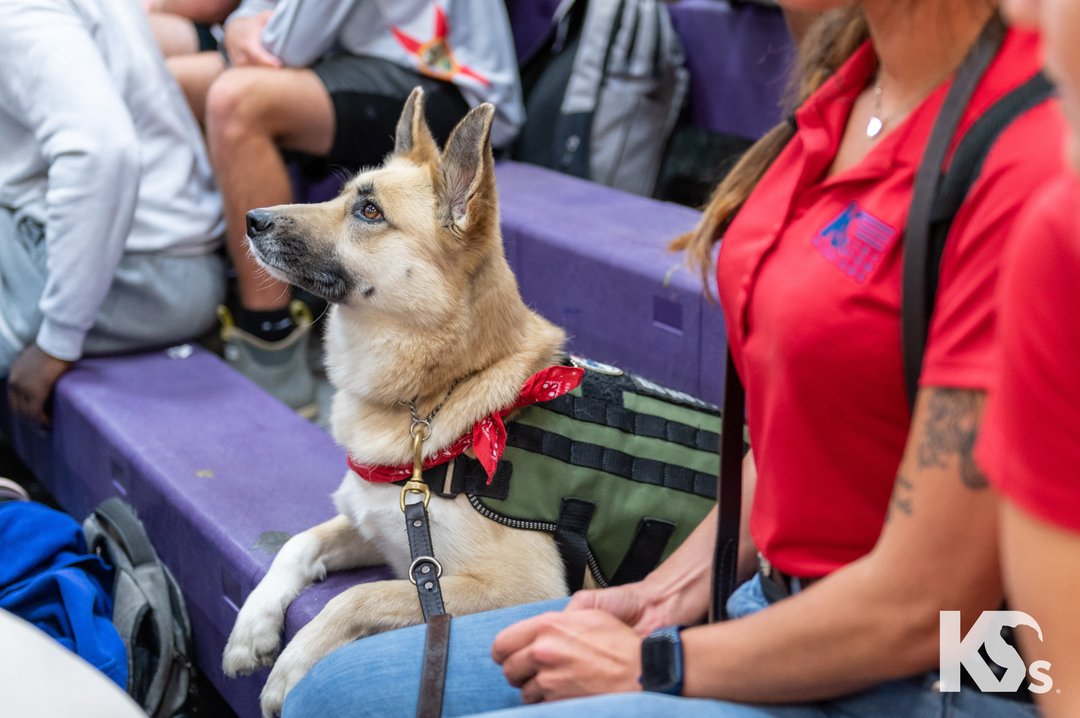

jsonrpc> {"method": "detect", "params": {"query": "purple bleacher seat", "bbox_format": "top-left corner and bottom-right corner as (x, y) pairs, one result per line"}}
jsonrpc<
(495, 161), (727, 402)
(0, 347), (390, 718)
(505, 0), (562, 60)
(504, 0), (794, 139)
(667, 0), (795, 139)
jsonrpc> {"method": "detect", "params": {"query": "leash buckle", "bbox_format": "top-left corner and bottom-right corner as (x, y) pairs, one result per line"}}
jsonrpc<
(401, 479), (431, 511)
(401, 432), (431, 511)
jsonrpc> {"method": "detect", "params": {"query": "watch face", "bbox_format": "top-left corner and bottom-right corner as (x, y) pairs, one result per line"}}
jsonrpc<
(642, 631), (681, 693)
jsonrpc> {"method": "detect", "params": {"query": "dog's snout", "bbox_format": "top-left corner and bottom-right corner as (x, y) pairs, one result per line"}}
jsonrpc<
(246, 209), (275, 236)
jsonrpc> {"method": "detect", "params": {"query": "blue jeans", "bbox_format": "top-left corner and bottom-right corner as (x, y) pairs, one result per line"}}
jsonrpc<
(282, 576), (1040, 718)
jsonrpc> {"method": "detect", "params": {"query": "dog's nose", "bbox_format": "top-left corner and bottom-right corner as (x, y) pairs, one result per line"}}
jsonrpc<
(246, 209), (275, 236)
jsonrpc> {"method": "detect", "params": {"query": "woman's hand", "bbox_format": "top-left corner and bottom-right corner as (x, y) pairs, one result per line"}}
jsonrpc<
(492, 609), (642, 703)
(568, 581), (693, 637)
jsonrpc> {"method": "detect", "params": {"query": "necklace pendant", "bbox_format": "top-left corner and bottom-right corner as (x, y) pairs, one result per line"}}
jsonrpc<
(866, 116), (883, 138)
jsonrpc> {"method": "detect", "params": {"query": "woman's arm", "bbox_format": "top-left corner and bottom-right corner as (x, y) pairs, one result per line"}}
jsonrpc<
(680, 386), (1002, 702)
(1000, 503), (1079, 718)
(495, 387), (1002, 703)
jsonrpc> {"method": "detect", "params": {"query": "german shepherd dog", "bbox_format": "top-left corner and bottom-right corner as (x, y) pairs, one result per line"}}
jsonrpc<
(222, 89), (573, 716)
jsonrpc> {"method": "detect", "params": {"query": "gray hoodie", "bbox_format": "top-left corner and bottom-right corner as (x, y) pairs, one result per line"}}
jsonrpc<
(229, 0), (525, 147)
(0, 0), (223, 361)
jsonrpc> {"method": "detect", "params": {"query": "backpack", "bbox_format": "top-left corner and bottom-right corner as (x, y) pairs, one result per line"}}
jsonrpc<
(513, 0), (690, 197)
(405, 356), (724, 592)
(83, 498), (196, 718)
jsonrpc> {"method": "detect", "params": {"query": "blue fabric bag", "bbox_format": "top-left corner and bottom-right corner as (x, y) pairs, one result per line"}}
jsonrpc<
(0, 500), (127, 688)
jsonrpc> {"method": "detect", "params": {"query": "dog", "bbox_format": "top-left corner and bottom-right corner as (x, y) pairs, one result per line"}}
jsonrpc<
(221, 89), (576, 717)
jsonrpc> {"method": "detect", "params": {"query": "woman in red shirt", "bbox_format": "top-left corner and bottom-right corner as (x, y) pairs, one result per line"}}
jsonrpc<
(979, 1), (1080, 717)
(283, 3), (1067, 717)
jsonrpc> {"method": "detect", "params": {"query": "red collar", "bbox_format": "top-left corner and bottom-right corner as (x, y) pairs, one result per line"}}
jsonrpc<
(347, 365), (584, 485)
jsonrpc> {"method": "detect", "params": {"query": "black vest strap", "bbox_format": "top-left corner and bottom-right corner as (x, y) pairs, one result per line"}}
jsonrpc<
(507, 423), (718, 497)
(396, 456), (512, 500)
(610, 517), (676, 585)
(554, 497), (596, 592)
(539, 392), (721, 453)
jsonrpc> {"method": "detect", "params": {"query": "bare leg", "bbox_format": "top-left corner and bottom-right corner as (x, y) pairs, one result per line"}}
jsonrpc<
(205, 67), (335, 311)
(167, 51), (226, 127)
(147, 11), (200, 57)
(222, 515), (380, 677)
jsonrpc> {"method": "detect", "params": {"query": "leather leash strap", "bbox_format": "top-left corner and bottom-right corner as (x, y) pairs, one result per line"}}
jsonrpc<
(418, 614), (452, 718)
(404, 498), (452, 718)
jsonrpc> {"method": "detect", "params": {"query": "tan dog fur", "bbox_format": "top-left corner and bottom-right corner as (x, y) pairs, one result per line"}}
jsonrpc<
(221, 89), (572, 717)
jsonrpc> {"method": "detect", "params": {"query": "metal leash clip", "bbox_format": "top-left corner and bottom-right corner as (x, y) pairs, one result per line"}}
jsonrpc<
(400, 423), (432, 512)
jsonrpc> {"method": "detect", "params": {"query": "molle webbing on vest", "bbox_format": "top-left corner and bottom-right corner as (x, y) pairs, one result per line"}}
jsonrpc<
(458, 365), (723, 590)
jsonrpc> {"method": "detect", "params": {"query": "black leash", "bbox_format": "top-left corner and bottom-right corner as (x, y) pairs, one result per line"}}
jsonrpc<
(401, 431), (452, 718)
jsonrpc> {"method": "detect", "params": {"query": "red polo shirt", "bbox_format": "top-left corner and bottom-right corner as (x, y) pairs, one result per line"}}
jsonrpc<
(978, 172), (1080, 532)
(716, 30), (1066, 578)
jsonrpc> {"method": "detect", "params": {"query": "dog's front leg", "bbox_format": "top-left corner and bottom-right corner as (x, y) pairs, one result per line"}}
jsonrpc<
(260, 572), (513, 718)
(224, 514), (382, 677)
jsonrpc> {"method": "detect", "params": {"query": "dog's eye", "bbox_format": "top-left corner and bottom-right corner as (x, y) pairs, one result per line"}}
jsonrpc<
(357, 202), (383, 222)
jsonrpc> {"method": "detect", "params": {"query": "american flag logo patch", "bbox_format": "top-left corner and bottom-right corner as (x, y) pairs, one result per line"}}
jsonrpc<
(812, 202), (898, 282)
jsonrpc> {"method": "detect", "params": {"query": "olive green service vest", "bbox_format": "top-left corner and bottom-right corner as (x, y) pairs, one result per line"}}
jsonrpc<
(410, 359), (725, 591)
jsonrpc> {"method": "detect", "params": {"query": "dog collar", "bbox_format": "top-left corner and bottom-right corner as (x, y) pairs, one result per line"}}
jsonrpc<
(347, 365), (584, 485)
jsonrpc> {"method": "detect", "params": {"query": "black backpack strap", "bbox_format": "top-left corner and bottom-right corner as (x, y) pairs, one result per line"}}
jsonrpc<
(901, 15), (1006, 410)
(711, 351), (745, 622)
(92, 497), (159, 568)
(921, 71), (1056, 331)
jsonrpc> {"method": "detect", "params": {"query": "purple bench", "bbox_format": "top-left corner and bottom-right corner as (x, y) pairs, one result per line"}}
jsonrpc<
(506, 0), (793, 138)
(495, 161), (727, 401)
(0, 347), (388, 718)
(667, 0), (794, 139)
(505, 0), (562, 60)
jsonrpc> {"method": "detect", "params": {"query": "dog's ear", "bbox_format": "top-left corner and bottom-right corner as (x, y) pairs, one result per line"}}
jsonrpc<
(394, 87), (438, 163)
(438, 102), (496, 234)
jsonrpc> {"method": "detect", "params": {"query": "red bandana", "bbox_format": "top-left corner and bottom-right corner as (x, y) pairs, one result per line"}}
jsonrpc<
(347, 365), (584, 485)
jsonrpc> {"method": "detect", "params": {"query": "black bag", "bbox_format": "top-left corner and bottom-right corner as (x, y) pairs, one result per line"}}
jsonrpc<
(513, 0), (689, 197)
(83, 498), (196, 717)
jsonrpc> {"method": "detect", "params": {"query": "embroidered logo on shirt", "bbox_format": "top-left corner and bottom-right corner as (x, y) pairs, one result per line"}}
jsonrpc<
(392, 6), (491, 87)
(812, 202), (898, 282)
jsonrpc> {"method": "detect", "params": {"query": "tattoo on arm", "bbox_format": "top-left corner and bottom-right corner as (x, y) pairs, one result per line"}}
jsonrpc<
(889, 474), (914, 519)
(915, 388), (988, 489)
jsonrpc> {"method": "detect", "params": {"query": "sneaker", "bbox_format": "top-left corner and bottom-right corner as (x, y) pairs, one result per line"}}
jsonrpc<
(219, 300), (319, 419)
(0, 477), (30, 503)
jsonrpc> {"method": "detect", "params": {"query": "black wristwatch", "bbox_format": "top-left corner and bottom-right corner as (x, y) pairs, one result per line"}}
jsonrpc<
(639, 625), (685, 695)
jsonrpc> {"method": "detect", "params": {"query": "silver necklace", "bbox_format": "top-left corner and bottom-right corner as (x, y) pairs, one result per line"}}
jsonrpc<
(866, 77), (885, 138)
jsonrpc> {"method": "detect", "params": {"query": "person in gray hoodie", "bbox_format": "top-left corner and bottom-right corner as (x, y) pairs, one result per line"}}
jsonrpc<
(0, 0), (225, 427)
(166, 0), (524, 417)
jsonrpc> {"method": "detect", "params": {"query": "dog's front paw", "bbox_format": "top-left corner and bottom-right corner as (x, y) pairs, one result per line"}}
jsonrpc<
(222, 603), (284, 677)
(259, 640), (320, 718)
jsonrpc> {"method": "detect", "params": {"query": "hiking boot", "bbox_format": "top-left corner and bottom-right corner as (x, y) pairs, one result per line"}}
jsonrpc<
(219, 300), (319, 419)
(0, 477), (30, 503)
